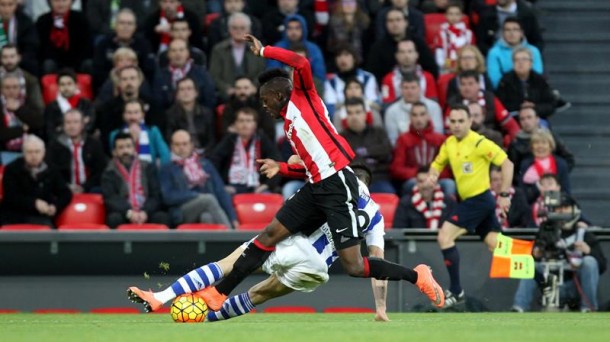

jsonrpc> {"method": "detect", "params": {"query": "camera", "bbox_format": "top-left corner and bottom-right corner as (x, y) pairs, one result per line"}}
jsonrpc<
(534, 192), (579, 261)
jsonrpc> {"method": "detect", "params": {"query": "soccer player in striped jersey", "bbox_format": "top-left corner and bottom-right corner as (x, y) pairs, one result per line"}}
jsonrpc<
(129, 164), (391, 320)
(196, 34), (444, 311)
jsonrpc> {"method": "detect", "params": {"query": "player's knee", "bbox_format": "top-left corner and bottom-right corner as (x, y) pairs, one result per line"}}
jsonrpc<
(437, 231), (452, 247)
(258, 220), (289, 245)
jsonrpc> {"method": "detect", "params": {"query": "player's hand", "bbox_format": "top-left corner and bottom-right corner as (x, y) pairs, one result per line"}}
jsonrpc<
(47, 205), (57, 217)
(374, 310), (390, 322)
(257, 159), (280, 178)
(243, 34), (263, 56)
(497, 196), (511, 218)
(287, 154), (303, 165)
(35, 199), (50, 214)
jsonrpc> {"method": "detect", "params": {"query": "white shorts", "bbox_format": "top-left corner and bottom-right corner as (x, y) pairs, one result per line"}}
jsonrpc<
(242, 234), (330, 292)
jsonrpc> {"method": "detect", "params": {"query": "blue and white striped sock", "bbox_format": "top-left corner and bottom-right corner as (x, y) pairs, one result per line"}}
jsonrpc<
(153, 262), (223, 304)
(207, 292), (255, 322)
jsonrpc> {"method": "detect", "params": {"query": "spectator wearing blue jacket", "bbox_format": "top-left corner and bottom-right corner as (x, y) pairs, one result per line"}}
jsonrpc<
(109, 99), (170, 165)
(159, 130), (238, 228)
(266, 14), (326, 82)
(486, 17), (543, 89)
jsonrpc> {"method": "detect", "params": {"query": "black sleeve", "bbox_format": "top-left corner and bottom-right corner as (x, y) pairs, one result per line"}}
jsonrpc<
(260, 135), (282, 190)
(553, 135), (575, 172)
(50, 169), (73, 214)
(83, 139), (108, 192)
(508, 189), (532, 228)
(392, 196), (412, 228)
(142, 164), (162, 215)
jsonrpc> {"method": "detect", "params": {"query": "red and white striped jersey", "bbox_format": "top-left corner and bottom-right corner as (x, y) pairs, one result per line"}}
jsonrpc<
(263, 46), (354, 183)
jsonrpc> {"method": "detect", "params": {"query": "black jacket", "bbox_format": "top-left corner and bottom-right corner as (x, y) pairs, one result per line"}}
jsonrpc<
(221, 96), (277, 142)
(1, 158), (72, 224)
(91, 34), (156, 90)
(209, 133), (281, 191)
(165, 103), (216, 155)
(393, 194), (456, 229)
(86, 0), (148, 36)
(0, 100), (43, 153)
(506, 187), (533, 228)
(340, 126), (393, 182)
(45, 135), (108, 192)
(14, 10), (39, 75)
(474, 0), (544, 55)
(366, 33), (438, 83)
(496, 71), (556, 119)
(44, 98), (95, 141)
(36, 10), (93, 69)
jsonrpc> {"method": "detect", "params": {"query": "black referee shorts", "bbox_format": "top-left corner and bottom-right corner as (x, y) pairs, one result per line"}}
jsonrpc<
(276, 168), (362, 250)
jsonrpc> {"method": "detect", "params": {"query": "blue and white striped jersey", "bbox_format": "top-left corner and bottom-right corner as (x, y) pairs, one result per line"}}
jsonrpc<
(308, 179), (385, 268)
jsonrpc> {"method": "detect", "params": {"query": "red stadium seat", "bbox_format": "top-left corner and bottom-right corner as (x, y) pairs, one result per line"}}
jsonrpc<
(263, 306), (316, 313)
(370, 193), (400, 229)
(0, 309), (19, 313)
(204, 12), (220, 30)
(176, 224), (229, 230)
(116, 224), (169, 231)
(151, 307), (171, 314)
(90, 307), (140, 314)
(41, 74), (93, 105)
(437, 73), (456, 109)
(57, 224), (110, 230)
(1, 224), (52, 231)
(424, 14), (471, 51)
(33, 309), (81, 314)
(233, 194), (283, 230)
(56, 194), (106, 227)
(323, 307), (375, 313)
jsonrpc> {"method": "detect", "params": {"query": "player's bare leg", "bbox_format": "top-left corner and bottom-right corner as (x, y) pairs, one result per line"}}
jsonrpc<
(200, 218), (292, 310)
(248, 274), (295, 305)
(336, 243), (444, 307)
(437, 221), (468, 307)
(127, 247), (245, 312)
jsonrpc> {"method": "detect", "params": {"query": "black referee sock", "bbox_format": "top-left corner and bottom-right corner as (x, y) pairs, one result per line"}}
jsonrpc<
(215, 240), (274, 296)
(365, 257), (418, 284)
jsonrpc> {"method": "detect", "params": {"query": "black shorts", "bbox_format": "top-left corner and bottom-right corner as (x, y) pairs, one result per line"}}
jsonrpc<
(447, 190), (501, 240)
(276, 168), (361, 250)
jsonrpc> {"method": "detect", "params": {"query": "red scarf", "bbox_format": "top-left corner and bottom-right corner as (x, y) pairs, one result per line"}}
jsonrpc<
(50, 11), (70, 50)
(411, 185), (445, 229)
(491, 188), (515, 229)
(114, 158), (144, 210)
(172, 153), (208, 187)
(439, 22), (472, 71)
(71, 139), (87, 186)
(2, 95), (23, 151)
(228, 136), (260, 187)
(158, 5), (184, 51)
(533, 156), (557, 178)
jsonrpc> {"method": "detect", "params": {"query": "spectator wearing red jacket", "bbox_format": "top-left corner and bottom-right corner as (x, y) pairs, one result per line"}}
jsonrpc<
(446, 70), (519, 147)
(390, 102), (455, 197)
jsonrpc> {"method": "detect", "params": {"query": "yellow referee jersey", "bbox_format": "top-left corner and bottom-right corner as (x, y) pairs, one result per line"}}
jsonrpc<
(431, 130), (507, 200)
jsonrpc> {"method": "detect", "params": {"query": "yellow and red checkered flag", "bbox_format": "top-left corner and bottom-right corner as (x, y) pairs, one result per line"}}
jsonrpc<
(489, 234), (535, 279)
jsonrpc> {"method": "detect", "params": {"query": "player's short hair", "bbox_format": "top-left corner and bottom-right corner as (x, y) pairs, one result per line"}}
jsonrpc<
(416, 165), (430, 175)
(344, 97), (366, 111)
(343, 78), (364, 97)
(410, 101), (427, 112)
(236, 106), (259, 121)
(0, 43), (18, 55)
(351, 163), (372, 187)
(449, 103), (471, 117)
(113, 132), (134, 149)
(57, 68), (77, 84)
(490, 165), (501, 174)
(123, 98), (146, 113)
(258, 68), (290, 87)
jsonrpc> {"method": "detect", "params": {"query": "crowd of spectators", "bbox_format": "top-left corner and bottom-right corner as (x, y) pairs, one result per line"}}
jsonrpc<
(0, 0), (574, 232)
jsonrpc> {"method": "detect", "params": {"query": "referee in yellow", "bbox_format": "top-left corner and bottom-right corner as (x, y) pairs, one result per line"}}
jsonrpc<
(425, 103), (514, 308)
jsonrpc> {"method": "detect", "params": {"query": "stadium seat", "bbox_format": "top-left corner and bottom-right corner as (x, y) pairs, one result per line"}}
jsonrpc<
(233, 194), (284, 230)
(57, 224), (110, 231)
(437, 73), (456, 109)
(151, 307), (171, 314)
(116, 224), (170, 231)
(0, 309), (19, 313)
(204, 12), (220, 30)
(41, 74), (93, 105)
(1, 224), (52, 231)
(263, 306), (316, 313)
(423, 14), (471, 51)
(56, 194), (106, 227)
(370, 193), (400, 229)
(176, 224), (229, 230)
(323, 307), (375, 313)
(90, 307), (140, 314)
(33, 309), (81, 314)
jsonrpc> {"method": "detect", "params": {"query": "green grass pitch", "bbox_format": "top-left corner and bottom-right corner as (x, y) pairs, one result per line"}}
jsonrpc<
(1, 313), (609, 342)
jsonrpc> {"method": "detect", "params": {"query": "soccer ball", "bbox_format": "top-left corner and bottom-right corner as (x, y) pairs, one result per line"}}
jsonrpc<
(171, 294), (208, 323)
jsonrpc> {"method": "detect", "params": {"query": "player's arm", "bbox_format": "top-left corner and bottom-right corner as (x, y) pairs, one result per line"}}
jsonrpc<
(244, 34), (313, 90)
(368, 245), (389, 322)
(485, 140), (514, 215)
(257, 157), (308, 179)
